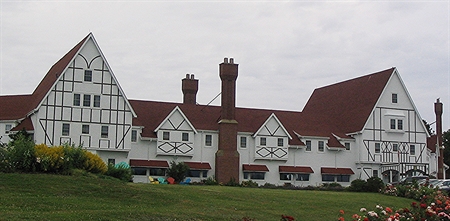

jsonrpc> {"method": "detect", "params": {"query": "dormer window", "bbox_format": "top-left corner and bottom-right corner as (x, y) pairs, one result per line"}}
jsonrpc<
(84, 70), (92, 82)
(260, 137), (266, 146)
(182, 132), (189, 141)
(392, 93), (398, 103)
(163, 131), (170, 140)
(277, 138), (284, 147)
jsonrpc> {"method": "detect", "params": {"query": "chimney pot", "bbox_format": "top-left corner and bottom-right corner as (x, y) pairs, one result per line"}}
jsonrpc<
(224, 57), (228, 63)
(185, 73), (189, 79)
(191, 74), (195, 79)
(230, 58), (234, 64)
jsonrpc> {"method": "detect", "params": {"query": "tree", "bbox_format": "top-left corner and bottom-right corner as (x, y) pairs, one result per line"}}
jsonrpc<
(443, 129), (450, 177)
(166, 161), (189, 183)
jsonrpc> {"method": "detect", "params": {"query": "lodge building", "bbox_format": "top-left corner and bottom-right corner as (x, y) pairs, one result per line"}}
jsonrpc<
(0, 33), (444, 185)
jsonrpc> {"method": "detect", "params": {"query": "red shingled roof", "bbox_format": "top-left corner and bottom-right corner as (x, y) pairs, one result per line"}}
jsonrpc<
(279, 166), (314, 173)
(0, 95), (34, 120)
(129, 159), (169, 168)
(10, 117), (34, 131)
(302, 68), (394, 134)
(321, 167), (355, 175)
(184, 162), (212, 170)
(243, 164), (269, 172)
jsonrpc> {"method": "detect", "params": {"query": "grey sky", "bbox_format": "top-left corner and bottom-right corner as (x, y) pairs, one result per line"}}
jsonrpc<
(1, 1), (449, 130)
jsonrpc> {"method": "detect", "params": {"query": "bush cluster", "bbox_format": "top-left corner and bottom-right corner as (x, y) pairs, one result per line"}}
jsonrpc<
(349, 177), (385, 193)
(105, 164), (132, 181)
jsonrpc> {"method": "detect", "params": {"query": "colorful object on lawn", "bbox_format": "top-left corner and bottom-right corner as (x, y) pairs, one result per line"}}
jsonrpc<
(157, 177), (168, 184)
(167, 177), (175, 184)
(148, 176), (159, 184)
(180, 178), (191, 185)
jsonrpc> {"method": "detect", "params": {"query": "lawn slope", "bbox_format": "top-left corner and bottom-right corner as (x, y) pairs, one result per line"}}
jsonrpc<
(0, 173), (413, 220)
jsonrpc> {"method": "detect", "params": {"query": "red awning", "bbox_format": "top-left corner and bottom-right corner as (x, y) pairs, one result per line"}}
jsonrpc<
(279, 166), (314, 173)
(184, 162), (212, 170)
(321, 167), (354, 175)
(129, 159), (169, 168)
(242, 164), (269, 172)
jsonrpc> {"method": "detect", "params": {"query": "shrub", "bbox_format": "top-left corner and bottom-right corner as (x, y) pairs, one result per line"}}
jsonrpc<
(349, 179), (367, 192)
(366, 176), (385, 192)
(166, 161), (189, 183)
(8, 133), (36, 172)
(35, 144), (65, 173)
(203, 176), (218, 185)
(105, 164), (132, 181)
(241, 180), (259, 187)
(225, 177), (240, 186)
(83, 151), (107, 174)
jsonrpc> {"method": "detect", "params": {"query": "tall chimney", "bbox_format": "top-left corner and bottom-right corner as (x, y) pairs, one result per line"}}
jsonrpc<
(215, 57), (240, 184)
(182, 74), (198, 105)
(435, 98), (444, 179)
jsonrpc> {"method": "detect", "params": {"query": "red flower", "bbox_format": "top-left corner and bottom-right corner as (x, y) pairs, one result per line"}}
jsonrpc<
(340, 210), (345, 215)
(412, 202), (417, 207)
(363, 218), (369, 221)
(420, 203), (427, 209)
(338, 217), (344, 221)
(385, 207), (393, 213)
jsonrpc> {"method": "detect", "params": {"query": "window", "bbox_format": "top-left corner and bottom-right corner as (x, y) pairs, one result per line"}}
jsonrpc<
(131, 130), (137, 142)
(410, 145), (416, 155)
(82, 125), (89, 134)
(393, 143), (398, 152)
(397, 119), (403, 130)
(5, 124), (12, 134)
(322, 174), (335, 182)
(101, 126), (108, 138)
(375, 143), (381, 153)
(392, 93), (398, 103)
(83, 94), (91, 107)
(277, 138), (284, 147)
(345, 142), (350, 150)
(373, 170), (379, 178)
(73, 94), (80, 106)
(107, 159), (115, 166)
(390, 119), (396, 130)
(318, 141), (324, 152)
(188, 170), (208, 178)
(162, 131), (170, 140)
(84, 70), (92, 82)
(260, 137), (266, 146)
(205, 134), (212, 146)
(93, 95), (101, 107)
(62, 123), (70, 136)
(280, 173), (292, 181)
(182, 132), (189, 142)
(131, 167), (147, 175)
(296, 174), (310, 181)
(306, 140), (311, 151)
(336, 175), (350, 182)
(149, 168), (166, 176)
(244, 172), (265, 180)
(240, 136), (247, 148)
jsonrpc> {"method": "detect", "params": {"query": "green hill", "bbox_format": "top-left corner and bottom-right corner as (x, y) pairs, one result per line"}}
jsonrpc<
(0, 173), (412, 220)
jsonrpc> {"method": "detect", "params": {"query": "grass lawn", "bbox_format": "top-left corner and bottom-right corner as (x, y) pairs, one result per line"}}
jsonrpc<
(0, 173), (413, 220)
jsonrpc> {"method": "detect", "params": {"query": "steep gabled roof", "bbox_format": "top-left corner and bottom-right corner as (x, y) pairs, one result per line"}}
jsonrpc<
(302, 68), (395, 134)
(30, 34), (90, 112)
(0, 95), (34, 120)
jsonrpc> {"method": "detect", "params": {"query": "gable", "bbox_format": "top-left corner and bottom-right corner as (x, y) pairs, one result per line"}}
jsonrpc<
(31, 33), (136, 117)
(155, 106), (197, 133)
(254, 113), (292, 139)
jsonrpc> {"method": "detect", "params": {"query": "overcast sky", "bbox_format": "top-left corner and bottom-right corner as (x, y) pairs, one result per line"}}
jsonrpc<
(1, 1), (449, 131)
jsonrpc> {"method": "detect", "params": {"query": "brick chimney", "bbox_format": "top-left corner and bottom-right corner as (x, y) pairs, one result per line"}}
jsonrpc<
(215, 57), (240, 184)
(435, 98), (444, 178)
(182, 74), (198, 105)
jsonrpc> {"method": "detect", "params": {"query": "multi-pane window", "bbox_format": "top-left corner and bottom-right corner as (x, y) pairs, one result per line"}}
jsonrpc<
(84, 70), (92, 82)
(322, 175), (350, 182)
(392, 93), (398, 103)
(187, 170), (208, 178)
(5, 124), (12, 134)
(306, 140), (311, 151)
(240, 136), (247, 148)
(163, 131), (170, 140)
(336, 175), (350, 182)
(373, 170), (379, 177)
(296, 174), (310, 181)
(390, 119), (396, 130)
(393, 143), (398, 152)
(93, 95), (101, 107)
(345, 142), (350, 150)
(318, 141), (324, 152)
(131, 130), (137, 142)
(82, 125), (89, 134)
(132, 167), (147, 176)
(205, 134), (212, 146)
(101, 126), (108, 138)
(149, 168), (166, 176)
(244, 172), (265, 180)
(277, 138), (284, 147)
(322, 174), (335, 182)
(62, 123), (70, 136)
(410, 145), (416, 155)
(73, 94), (81, 106)
(260, 137), (266, 146)
(83, 94), (91, 107)
(182, 132), (189, 142)
(280, 173), (292, 180)
(375, 143), (381, 153)
(397, 119), (403, 130)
